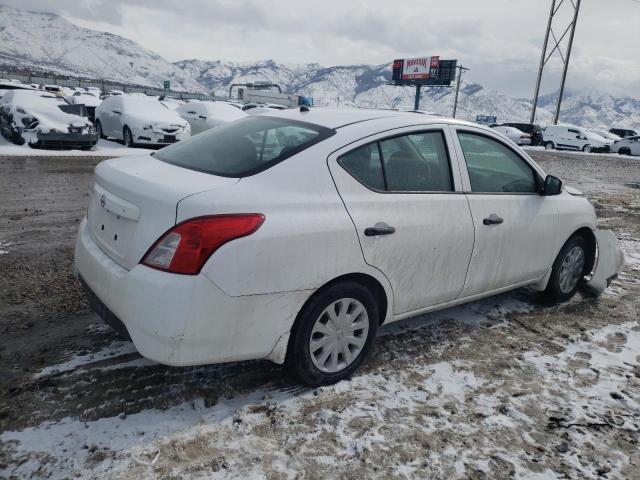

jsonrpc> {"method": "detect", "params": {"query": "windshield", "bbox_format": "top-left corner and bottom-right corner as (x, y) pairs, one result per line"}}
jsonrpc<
(155, 116), (335, 177)
(123, 98), (169, 115)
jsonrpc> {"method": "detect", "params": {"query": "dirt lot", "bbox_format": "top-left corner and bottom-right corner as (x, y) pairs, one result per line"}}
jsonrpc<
(0, 150), (639, 479)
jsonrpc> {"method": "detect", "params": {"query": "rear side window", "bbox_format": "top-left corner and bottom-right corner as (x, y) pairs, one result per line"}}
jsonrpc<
(338, 143), (385, 191)
(338, 130), (453, 192)
(155, 117), (335, 177)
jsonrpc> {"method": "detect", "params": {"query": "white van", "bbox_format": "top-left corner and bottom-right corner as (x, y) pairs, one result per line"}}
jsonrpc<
(543, 124), (612, 153)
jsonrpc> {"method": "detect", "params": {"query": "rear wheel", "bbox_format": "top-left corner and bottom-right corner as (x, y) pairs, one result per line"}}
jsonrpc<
(286, 281), (378, 386)
(123, 126), (135, 147)
(582, 144), (592, 153)
(543, 235), (587, 303)
(95, 120), (106, 139)
(545, 141), (555, 150)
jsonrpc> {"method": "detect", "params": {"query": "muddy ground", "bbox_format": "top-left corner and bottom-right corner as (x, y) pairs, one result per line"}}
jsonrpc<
(0, 151), (639, 479)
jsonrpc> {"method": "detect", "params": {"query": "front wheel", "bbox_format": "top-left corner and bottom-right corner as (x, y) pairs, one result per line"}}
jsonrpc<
(545, 141), (555, 150)
(582, 144), (592, 153)
(619, 148), (631, 156)
(543, 235), (587, 303)
(286, 281), (378, 386)
(123, 126), (135, 147)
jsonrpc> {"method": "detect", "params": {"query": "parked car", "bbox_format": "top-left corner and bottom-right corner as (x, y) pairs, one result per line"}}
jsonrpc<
(491, 125), (531, 145)
(68, 91), (102, 122)
(611, 135), (640, 156)
(500, 123), (543, 146)
(543, 124), (612, 153)
(0, 89), (97, 149)
(609, 128), (638, 139)
(176, 100), (247, 135)
(589, 129), (621, 142)
(95, 95), (190, 147)
(75, 109), (622, 386)
(242, 103), (287, 115)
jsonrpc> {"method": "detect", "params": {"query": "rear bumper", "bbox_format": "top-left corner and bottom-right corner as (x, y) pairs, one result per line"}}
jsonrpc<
(74, 218), (308, 366)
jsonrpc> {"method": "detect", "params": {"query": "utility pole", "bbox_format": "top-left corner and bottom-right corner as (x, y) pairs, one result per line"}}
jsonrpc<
(530, 0), (582, 125)
(414, 85), (422, 111)
(452, 65), (469, 118)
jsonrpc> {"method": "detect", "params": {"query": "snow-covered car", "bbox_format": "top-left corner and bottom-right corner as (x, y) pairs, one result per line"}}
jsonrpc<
(491, 125), (531, 145)
(75, 109), (623, 386)
(176, 100), (247, 135)
(589, 129), (621, 142)
(543, 124), (612, 153)
(0, 89), (97, 149)
(242, 103), (287, 116)
(611, 135), (640, 156)
(95, 95), (190, 147)
(68, 91), (102, 122)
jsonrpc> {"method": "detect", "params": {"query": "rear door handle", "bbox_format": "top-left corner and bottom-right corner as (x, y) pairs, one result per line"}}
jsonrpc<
(364, 222), (396, 236)
(483, 214), (504, 226)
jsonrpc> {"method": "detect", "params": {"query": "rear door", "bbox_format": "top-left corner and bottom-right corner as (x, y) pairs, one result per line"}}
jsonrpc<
(450, 126), (559, 297)
(328, 125), (475, 315)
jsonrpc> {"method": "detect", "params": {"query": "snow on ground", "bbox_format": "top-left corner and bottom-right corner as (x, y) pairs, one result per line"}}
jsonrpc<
(523, 146), (639, 160)
(0, 135), (153, 156)
(0, 241), (11, 255)
(33, 341), (138, 379)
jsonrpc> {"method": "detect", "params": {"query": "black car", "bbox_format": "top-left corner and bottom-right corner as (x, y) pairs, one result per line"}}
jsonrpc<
(609, 128), (638, 139)
(500, 123), (544, 146)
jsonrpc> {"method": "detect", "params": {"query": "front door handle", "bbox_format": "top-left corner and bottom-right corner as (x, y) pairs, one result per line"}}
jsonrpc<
(483, 214), (504, 226)
(364, 222), (396, 236)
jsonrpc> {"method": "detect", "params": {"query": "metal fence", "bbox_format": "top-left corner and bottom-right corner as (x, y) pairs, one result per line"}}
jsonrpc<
(0, 69), (219, 101)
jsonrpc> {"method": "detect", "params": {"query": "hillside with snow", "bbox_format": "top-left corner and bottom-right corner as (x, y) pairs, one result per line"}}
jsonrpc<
(1, 4), (638, 129)
(0, 5), (205, 93)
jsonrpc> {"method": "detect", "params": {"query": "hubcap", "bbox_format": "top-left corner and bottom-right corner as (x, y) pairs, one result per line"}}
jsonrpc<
(309, 298), (369, 373)
(558, 245), (585, 294)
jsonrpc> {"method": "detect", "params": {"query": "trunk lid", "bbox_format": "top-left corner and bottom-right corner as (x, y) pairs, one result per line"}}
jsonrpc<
(88, 154), (239, 270)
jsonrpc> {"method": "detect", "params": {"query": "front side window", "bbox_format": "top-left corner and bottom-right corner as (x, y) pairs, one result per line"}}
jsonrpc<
(155, 116), (334, 177)
(457, 132), (538, 193)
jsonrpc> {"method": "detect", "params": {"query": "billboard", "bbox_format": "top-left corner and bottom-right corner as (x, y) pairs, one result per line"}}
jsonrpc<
(401, 56), (440, 81)
(391, 58), (457, 86)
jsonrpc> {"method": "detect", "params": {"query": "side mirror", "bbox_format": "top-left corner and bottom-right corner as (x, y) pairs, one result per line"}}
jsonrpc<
(542, 175), (563, 196)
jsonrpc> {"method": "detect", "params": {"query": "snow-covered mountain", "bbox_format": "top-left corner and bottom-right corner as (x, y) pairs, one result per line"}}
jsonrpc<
(175, 59), (552, 125)
(1, 4), (638, 129)
(0, 5), (205, 92)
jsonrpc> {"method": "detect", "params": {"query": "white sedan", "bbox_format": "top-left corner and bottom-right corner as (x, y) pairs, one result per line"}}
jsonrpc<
(95, 95), (190, 147)
(492, 125), (531, 145)
(75, 109), (623, 386)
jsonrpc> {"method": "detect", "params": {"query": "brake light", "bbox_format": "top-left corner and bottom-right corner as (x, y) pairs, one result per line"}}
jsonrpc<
(141, 214), (265, 275)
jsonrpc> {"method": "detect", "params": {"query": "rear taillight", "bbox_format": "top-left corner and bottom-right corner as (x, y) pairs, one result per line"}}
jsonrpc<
(141, 214), (265, 275)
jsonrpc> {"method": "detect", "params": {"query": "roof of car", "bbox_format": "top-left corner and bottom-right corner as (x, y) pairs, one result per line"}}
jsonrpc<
(261, 107), (464, 129)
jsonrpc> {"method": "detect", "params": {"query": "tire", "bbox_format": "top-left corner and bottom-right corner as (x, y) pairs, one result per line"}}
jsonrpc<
(582, 144), (592, 153)
(286, 280), (379, 386)
(619, 148), (631, 156)
(543, 235), (587, 303)
(123, 126), (135, 147)
(95, 120), (106, 139)
(545, 141), (555, 150)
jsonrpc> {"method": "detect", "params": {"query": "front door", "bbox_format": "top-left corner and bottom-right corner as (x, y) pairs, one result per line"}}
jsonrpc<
(328, 127), (475, 314)
(451, 128), (559, 297)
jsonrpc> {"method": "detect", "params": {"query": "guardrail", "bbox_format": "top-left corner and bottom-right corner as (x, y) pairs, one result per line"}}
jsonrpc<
(0, 69), (220, 101)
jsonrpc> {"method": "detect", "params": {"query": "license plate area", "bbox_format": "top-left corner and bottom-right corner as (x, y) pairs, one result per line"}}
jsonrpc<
(163, 135), (176, 143)
(88, 186), (139, 267)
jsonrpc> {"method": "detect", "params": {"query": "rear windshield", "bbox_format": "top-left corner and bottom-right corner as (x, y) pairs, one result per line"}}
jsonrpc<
(155, 116), (335, 177)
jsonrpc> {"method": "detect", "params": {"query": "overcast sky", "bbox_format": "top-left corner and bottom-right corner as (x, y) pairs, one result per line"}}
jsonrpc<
(9, 0), (640, 96)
